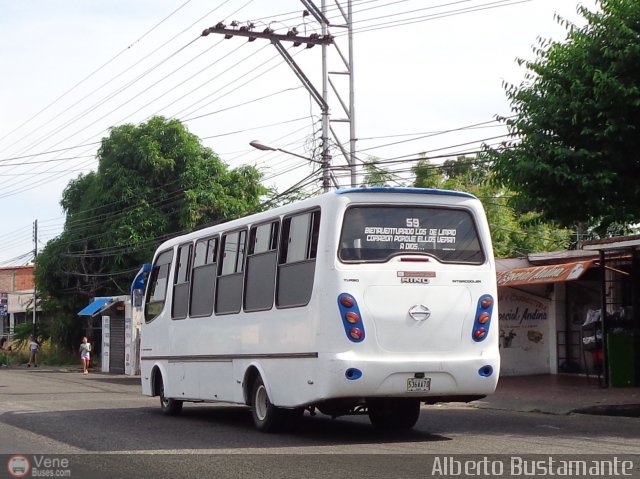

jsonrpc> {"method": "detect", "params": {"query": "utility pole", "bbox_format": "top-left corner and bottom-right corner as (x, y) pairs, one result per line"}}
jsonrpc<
(202, 0), (357, 189)
(32, 219), (37, 337)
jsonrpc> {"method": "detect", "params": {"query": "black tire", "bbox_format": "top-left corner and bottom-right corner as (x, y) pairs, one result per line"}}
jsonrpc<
(250, 376), (288, 433)
(368, 398), (421, 430)
(158, 376), (183, 416)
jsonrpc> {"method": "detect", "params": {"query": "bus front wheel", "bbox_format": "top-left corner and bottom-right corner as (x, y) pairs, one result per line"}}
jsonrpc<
(158, 376), (183, 416)
(368, 398), (421, 430)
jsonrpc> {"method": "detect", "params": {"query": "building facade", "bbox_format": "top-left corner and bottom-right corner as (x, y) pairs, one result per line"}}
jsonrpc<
(496, 236), (640, 387)
(0, 265), (39, 339)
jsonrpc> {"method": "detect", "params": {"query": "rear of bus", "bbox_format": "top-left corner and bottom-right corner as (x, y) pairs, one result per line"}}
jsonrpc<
(321, 188), (499, 413)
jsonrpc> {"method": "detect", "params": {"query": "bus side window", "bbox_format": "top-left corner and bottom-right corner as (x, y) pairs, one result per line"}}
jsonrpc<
(172, 243), (192, 320)
(276, 210), (320, 308)
(145, 249), (174, 323)
(190, 237), (218, 317)
(244, 220), (279, 312)
(215, 230), (247, 315)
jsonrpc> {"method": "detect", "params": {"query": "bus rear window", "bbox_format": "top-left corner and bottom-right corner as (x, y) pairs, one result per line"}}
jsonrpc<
(338, 206), (485, 264)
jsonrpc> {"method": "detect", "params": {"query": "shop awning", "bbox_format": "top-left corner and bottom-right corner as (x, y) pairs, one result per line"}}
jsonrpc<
(77, 297), (113, 317)
(496, 260), (594, 287)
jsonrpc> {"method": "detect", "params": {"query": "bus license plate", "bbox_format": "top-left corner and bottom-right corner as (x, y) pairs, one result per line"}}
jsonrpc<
(407, 378), (431, 392)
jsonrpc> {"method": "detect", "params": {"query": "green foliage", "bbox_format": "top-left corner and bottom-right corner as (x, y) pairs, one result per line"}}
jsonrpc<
(488, 0), (640, 233)
(36, 117), (267, 348)
(412, 156), (572, 257)
(10, 323), (35, 349)
(362, 157), (393, 186)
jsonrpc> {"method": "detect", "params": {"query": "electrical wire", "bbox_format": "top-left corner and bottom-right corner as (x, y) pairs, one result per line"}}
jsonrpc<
(0, 0), (195, 148)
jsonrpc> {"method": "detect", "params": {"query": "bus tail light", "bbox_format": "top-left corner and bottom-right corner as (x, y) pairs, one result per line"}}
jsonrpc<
(337, 293), (365, 343)
(345, 312), (360, 324)
(474, 328), (487, 340)
(472, 294), (494, 342)
(349, 327), (363, 340)
(340, 295), (355, 308)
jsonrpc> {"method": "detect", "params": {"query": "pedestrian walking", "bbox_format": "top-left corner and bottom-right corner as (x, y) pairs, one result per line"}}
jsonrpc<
(79, 337), (91, 374)
(27, 336), (38, 367)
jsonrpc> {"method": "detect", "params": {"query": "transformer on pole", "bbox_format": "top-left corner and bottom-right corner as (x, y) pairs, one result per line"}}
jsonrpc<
(202, 0), (357, 189)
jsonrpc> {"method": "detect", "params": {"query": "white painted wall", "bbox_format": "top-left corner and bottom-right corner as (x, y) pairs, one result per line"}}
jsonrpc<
(498, 288), (552, 376)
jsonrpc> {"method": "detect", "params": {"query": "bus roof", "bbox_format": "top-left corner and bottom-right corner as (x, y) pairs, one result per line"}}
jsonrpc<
(335, 187), (477, 199)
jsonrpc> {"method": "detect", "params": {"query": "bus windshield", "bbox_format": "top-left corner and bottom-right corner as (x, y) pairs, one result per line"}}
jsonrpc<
(338, 205), (485, 264)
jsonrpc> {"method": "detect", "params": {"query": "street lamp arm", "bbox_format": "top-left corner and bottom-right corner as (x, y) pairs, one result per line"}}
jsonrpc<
(249, 140), (323, 164)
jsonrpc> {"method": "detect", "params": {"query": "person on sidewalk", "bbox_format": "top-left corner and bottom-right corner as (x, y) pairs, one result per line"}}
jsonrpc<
(27, 336), (39, 367)
(79, 337), (91, 375)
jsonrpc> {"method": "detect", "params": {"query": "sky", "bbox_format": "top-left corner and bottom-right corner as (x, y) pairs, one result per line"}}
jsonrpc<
(0, 0), (596, 265)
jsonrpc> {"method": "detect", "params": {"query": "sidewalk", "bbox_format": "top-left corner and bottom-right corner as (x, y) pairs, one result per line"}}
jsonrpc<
(472, 374), (640, 417)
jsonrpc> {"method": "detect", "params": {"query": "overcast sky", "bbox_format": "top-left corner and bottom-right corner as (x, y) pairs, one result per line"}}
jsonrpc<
(0, 0), (595, 265)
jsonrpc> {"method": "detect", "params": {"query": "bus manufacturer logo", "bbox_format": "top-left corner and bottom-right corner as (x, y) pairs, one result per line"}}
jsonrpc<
(408, 305), (431, 321)
(398, 271), (434, 284)
(400, 277), (430, 284)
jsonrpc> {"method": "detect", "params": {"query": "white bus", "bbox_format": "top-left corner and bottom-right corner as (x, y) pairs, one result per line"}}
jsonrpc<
(140, 187), (499, 432)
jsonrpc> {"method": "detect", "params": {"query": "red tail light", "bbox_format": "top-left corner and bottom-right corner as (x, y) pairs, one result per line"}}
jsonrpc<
(481, 297), (493, 309)
(345, 311), (360, 324)
(349, 327), (363, 340)
(340, 295), (355, 308)
(474, 328), (487, 340)
(338, 293), (365, 342)
(472, 294), (494, 342)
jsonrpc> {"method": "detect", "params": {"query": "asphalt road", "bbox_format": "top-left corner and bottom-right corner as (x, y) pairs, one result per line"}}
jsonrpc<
(1, 368), (639, 478)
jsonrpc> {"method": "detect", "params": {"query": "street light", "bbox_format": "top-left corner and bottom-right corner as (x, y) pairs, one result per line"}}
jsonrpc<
(249, 140), (337, 190)
(249, 140), (323, 164)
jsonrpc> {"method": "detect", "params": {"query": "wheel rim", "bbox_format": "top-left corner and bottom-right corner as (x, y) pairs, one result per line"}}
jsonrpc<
(255, 384), (268, 421)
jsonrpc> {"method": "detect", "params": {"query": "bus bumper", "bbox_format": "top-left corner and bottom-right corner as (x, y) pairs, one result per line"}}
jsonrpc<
(317, 353), (500, 401)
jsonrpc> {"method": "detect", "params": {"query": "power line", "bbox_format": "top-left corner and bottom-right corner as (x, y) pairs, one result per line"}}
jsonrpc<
(0, 0), (195, 148)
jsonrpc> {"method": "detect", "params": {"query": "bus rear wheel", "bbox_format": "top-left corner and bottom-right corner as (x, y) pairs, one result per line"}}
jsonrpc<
(368, 398), (421, 430)
(158, 376), (183, 416)
(251, 376), (295, 433)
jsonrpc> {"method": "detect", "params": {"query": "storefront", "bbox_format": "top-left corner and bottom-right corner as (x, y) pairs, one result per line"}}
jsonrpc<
(77, 295), (140, 376)
(496, 240), (640, 387)
(581, 236), (640, 387)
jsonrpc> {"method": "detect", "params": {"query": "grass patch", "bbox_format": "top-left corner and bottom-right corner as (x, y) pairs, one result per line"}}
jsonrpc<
(1, 339), (79, 367)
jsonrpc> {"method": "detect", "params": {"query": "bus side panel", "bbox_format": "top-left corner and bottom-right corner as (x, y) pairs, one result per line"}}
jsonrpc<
(236, 358), (324, 408)
(187, 361), (235, 401)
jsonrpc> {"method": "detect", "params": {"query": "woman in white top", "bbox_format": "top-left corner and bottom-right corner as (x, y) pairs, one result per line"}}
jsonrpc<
(27, 336), (38, 367)
(79, 337), (91, 375)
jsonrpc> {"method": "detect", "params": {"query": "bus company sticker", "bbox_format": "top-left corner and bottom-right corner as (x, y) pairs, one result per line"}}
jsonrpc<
(397, 271), (436, 277)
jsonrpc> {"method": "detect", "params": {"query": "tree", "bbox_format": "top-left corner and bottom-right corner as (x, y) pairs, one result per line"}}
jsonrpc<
(488, 0), (640, 234)
(35, 116), (266, 348)
(412, 156), (571, 257)
(362, 157), (393, 186)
